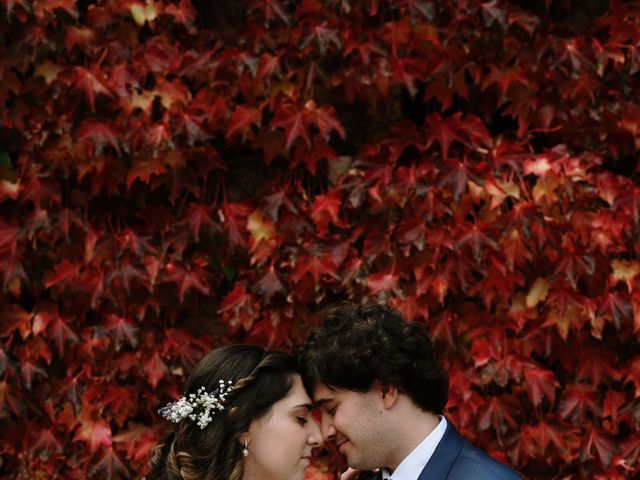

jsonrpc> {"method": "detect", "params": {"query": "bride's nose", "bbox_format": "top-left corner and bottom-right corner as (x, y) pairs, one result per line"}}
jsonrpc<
(308, 418), (323, 447)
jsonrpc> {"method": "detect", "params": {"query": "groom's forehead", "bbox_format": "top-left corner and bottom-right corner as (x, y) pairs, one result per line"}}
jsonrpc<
(312, 382), (360, 405)
(312, 382), (338, 404)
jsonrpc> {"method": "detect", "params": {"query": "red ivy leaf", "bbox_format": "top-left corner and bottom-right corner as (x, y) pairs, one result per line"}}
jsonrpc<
(144, 351), (168, 390)
(73, 410), (112, 453)
(226, 105), (262, 141)
(89, 446), (130, 479)
(272, 103), (310, 151)
(47, 312), (80, 355)
(162, 262), (210, 302)
(255, 264), (285, 302)
(104, 315), (139, 350)
(44, 259), (82, 289)
(311, 190), (343, 236)
(522, 364), (561, 407)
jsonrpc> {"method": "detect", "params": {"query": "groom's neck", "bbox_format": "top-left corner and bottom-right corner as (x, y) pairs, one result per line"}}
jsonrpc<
(383, 398), (441, 473)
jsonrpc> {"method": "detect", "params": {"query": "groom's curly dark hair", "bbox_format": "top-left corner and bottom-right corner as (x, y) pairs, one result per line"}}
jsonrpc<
(299, 302), (449, 414)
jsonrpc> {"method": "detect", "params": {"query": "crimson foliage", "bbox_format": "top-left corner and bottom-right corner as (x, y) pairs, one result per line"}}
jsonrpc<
(1, 0), (639, 478)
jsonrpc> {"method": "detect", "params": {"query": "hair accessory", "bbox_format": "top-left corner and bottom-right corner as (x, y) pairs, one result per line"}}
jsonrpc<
(242, 437), (249, 457)
(159, 380), (235, 429)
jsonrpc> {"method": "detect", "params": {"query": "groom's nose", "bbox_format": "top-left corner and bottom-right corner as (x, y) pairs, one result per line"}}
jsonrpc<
(320, 414), (337, 441)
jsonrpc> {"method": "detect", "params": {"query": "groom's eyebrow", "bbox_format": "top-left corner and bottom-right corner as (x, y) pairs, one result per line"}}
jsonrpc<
(313, 398), (331, 407)
(292, 403), (314, 411)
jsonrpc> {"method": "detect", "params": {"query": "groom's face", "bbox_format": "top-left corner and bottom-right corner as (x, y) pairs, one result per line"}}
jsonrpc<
(313, 383), (387, 470)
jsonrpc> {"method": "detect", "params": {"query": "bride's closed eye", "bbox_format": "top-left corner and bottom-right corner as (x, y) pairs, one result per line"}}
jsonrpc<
(296, 416), (309, 425)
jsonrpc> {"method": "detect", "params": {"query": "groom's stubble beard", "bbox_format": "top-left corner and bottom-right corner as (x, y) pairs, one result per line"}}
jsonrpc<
(344, 412), (390, 472)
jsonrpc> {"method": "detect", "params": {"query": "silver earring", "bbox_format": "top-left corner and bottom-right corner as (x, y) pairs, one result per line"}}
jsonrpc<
(242, 437), (249, 457)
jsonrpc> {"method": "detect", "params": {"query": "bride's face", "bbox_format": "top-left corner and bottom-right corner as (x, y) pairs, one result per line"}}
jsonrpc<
(243, 374), (322, 480)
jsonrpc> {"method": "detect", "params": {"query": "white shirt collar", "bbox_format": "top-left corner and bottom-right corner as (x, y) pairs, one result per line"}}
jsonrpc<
(381, 416), (447, 480)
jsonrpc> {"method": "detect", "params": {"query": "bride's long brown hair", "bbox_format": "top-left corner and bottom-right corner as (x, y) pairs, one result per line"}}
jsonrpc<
(144, 344), (298, 480)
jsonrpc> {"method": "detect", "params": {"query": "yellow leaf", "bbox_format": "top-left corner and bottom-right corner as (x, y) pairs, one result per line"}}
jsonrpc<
(526, 277), (550, 308)
(34, 60), (63, 85)
(532, 172), (560, 204)
(611, 259), (640, 291)
(543, 304), (581, 341)
(247, 209), (275, 243)
(130, 89), (157, 113)
(130, 0), (157, 26)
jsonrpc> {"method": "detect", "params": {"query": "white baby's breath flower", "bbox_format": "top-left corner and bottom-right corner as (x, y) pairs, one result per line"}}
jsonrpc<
(159, 380), (235, 429)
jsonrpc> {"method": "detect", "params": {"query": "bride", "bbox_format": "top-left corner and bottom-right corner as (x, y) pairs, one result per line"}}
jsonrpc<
(145, 344), (322, 480)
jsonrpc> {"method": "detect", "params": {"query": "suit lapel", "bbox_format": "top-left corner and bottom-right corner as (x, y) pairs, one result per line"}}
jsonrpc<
(417, 421), (464, 480)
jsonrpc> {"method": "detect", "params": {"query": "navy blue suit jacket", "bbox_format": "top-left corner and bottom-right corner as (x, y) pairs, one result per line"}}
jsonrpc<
(417, 421), (521, 480)
(359, 421), (521, 480)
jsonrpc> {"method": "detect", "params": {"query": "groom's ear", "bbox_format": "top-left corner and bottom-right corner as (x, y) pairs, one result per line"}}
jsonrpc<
(374, 381), (399, 410)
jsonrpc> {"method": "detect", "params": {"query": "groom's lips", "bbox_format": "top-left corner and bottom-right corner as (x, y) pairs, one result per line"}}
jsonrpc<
(337, 440), (348, 454)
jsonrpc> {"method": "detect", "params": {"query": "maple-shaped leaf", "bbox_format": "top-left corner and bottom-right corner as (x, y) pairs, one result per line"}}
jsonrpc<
(226, 105), (262, 141)
(455, 221), (499, 262)
(181, 203), (216, 241)
(598, 292), (632, 330)
(311, 189), (343, 236)
(0, 304), (31, 339)
(583, 427), (617, 467)
(522, 363), (561, 407)
(29, 428), (63, 457)
(624, 357), (640, 398)
(44, 259), (82, 289)
(78, 266), (105, 308)
(248, 0), (290, 24)
(437, 158), (480, 201)
(104, 315), (138, 350)
(90, 446), (130, 479)
(73, 409), (112, 453)
(98, 385), (138, 427)
(577, 347), (622, 385)
(425, 113), (467, 159)
(164, 0), (196, 27)
(477, 395), (519, 435)
(20, 359), (47, 390)
(255, 264), (285, 302)
(162, 261), (210, 302)
(522, 419), (573, 454)
(0, 379), (25, 416)
(107, 258), (146, 294)
(144, 350), (168, 390)
(559, 383), (600, 422)
(162, 328), (211, 368)
(0, 221), (21, 252)
(262, 190), (297, 221)
(367, 270), (399, 295)
(221, 202), (251, 250)
(481, 65), (529, 100)
(304, 100), (346, 140)
(113, 423), (163, 465)
(271, 102), (311, 150)
(291, 249), (341, 284)
(390, 56), (425, 98)
(71, 66), (114, 111)
(76, 119), (121, 156)
(247, 208), (276, 247)
(47, 311), (80, 355)
(218, 284), (260, 333)
(126, 156), (167, 188)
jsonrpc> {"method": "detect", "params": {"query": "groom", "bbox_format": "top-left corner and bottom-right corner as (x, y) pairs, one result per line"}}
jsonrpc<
(299, 302), (521, 480)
